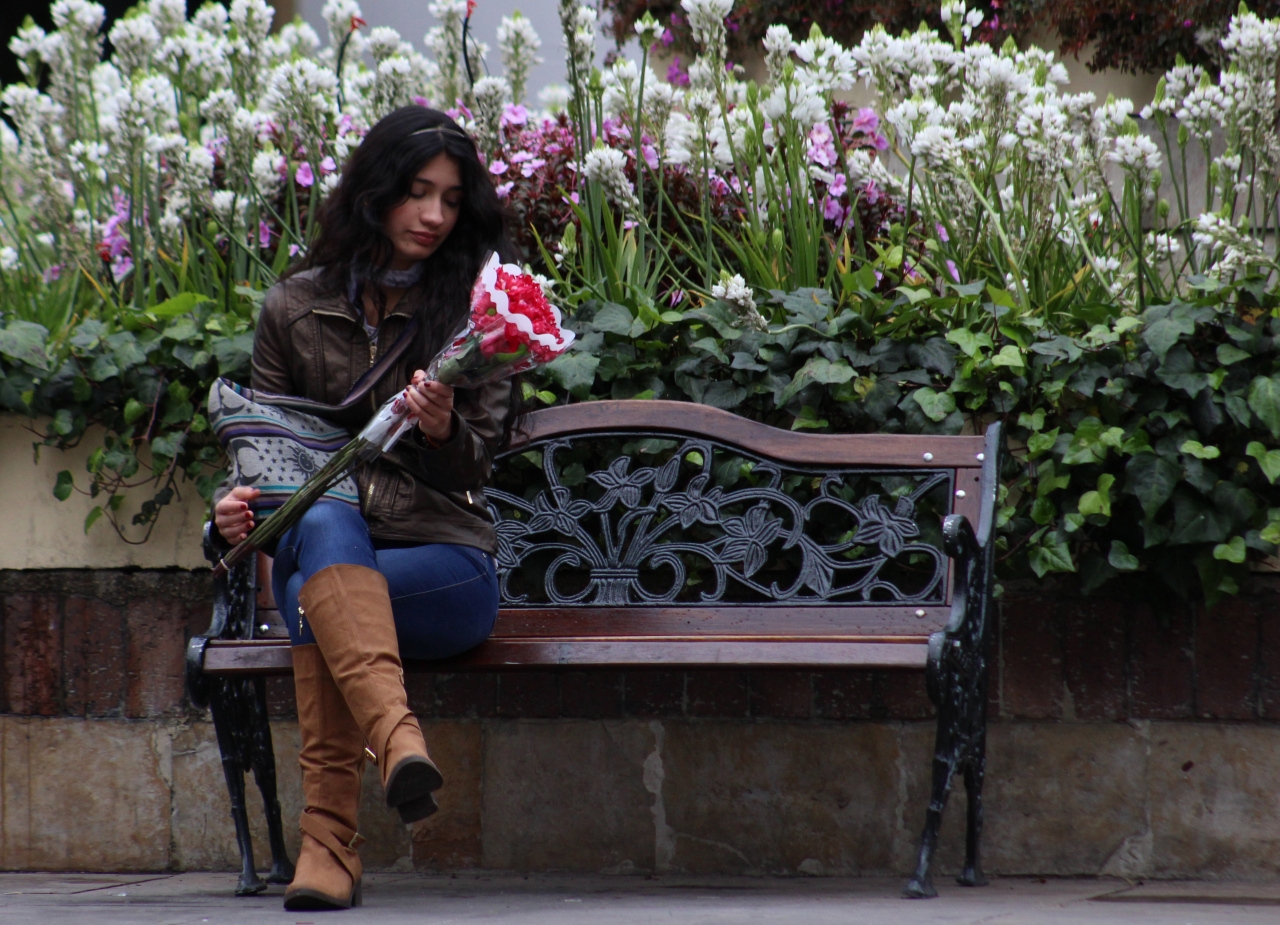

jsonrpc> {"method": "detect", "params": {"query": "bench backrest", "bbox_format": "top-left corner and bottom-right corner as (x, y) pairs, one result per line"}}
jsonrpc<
(486, 400), (995, 642)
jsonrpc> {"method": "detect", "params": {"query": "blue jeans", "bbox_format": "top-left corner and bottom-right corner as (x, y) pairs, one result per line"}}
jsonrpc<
(272, 501), (498, 660)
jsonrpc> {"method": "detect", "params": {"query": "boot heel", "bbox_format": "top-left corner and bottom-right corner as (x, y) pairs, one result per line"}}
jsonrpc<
(353, 879), (363, 907)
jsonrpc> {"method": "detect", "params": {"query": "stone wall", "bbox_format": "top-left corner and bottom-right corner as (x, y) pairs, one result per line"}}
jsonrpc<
(3, 569), (1280, 879)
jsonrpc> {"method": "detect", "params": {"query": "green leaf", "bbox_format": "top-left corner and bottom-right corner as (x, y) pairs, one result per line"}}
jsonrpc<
(1142, 309), (1195, 361)
(1247, 441), (1280, 482)
(896, 286), (932, 304)
(990, 345), (1025, 369)
(53, 469), (73, 502)
(1249, 375), (1280, 438)
(545, 353), (600, 398)
(84, 506), (104, 534)
(1018, 409), (1045, 431)
(0, 320), (50, 370)
(149, 292), (213, 317)
(1028, 534), (1075, 577)
(1217, 343), (1251, 365)
(1026, 427), (1059, 459)
(591, 302), (635, 336)
(1214, 536), (1248, 563)
(1179, 439), (1221, 459)
(1108, 540), (1140, 571)
(52, 408), (74, 436)
(123, 398), (147, 425)
(911, 386), (956, 422)
(1078, 473), (1115, 518)
(1125, 452), (1180, 518)
(945, 328), (992, 357)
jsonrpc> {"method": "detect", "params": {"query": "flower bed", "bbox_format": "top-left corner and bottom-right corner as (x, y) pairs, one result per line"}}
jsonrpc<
(3, 0), (1280, 601)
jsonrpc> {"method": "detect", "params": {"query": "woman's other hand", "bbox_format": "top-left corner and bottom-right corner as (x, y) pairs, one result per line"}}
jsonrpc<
(215, 486), (260, 546)
(406, 370), (455, 444)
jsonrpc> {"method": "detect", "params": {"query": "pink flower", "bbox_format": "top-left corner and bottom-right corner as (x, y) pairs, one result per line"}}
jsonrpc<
(319, 156), (336, 174)
(289, 243), (303, 257)
(495, 181), (514, 199)
(661, 27), (674, 45)
(44, 263), (63, 283)
(295, 162), (314, 187)
(850, 108), (880, 135)
(823, 197), (846, 224)
(520, 157), (546, 178)
(641, 143), (658, 170)
(947, 260), (960, 282)
(259, 221), (272, 248)
(872, 133), (889, 152)
(828, 173), (847, 197)
(489, 159), (508, 174)
(500, 104), (529, 128)
(668, 288), (685, 306)
(807, 123), (838, 167)
(413, 95), (431, 107)
(936, 223), (949, 243)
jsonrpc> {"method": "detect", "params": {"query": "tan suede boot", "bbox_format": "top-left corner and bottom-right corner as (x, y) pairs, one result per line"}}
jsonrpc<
(284, 644), (365, 911)
(298, 564), (443, 823)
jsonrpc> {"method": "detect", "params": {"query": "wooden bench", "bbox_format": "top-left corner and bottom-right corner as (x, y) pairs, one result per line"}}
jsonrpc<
(187, 400), (1001, 898)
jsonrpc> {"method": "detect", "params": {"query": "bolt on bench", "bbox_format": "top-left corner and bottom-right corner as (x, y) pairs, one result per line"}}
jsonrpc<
(187, 399), (1001, 898)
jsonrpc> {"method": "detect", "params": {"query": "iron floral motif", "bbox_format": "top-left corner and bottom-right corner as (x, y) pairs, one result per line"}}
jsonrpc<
(490, 437), (950, 607)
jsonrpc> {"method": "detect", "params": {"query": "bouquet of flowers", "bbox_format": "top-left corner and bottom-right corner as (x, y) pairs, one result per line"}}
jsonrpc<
(211, 254), (574, 577)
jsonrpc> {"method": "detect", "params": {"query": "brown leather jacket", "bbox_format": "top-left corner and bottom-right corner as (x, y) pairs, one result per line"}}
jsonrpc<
(246, 268), (511, 552)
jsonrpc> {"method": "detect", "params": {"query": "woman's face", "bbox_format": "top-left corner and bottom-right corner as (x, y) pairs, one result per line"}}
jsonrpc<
(383, 152), (463, 271)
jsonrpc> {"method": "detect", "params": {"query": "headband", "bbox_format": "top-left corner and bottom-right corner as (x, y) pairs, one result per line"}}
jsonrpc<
(409, 125), (473, 143)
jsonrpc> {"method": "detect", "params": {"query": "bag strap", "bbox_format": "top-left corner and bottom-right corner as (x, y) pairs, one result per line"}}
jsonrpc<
(242, 316), (420, 416)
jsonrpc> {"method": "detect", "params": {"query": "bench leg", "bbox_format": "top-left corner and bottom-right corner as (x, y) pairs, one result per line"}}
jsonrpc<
(210, 685), (267, 897)
(903, 744), (956, 899)
(957, 725), (987, 887)
(249, 676), (295, 886)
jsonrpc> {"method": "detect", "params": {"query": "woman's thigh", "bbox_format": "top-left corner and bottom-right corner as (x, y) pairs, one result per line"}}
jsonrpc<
(377, 544), (499, 661)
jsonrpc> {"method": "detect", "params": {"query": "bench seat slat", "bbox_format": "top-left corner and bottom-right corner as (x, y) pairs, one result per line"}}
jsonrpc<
(202, 637), (930, 673)
(494, 606), (950, 637)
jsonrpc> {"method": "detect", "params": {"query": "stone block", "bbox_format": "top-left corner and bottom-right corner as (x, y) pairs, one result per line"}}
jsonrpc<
(813, 670), (873, 720)
(898, 722), (1149, 877)
(497, 672), (560, 718)
(685, 670), (748, 718)
(559, 670), (624, 718)
(997, 595), (1062, 719)
(481, 720), (655, 871)
(660, 720), (903, 876)
(404, 672), (437, 717)
(1148, 723), (1280, 878)
(0, 716), (170, 870)
(1259, 606), (1280, 719)
(124, 598), (188, 717)
(1062, 599), (1128, 721)
(1195, 598), (1258, 720)
(62, 596), (125, 717)
(1130, 599), (1194, 719)
(748, 672), (811, 719)
(413, 722), (483, 869)
(623, 671), (685, 717)
(3, 593), (62, 715)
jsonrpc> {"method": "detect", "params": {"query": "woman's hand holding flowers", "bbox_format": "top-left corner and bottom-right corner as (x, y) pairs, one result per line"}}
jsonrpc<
(406, 370), (455, 445)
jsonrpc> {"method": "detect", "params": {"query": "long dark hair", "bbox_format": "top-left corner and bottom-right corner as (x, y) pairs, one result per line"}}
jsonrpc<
(287, 106), (512, 366)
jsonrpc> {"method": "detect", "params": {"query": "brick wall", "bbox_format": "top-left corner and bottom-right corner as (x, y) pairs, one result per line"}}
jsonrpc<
(4, 569), (1280, 724)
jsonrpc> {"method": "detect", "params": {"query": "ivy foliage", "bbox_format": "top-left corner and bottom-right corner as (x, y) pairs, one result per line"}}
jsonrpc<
(6, 266), (1280, 603)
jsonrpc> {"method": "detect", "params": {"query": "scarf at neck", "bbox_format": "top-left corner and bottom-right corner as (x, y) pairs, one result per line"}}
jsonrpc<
(347, 262), (426, 311)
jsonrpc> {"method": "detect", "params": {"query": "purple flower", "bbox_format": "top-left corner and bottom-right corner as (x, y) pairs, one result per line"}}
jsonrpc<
(936, 223), (949, 243)
(828, 173), (847, 197)
(807, 123), (838, 167)
(295, 162), (314, 187)
(501, 103), (529, 128)
(851, 108), (880, 135)
(823, 197), (847, 224)
(259, 221), (272, 248)
(489, 159), (508, 174)
(496, 181), (514, 199)
(947, 260), (960, 282)
(669, 287), (685, 306)
(44, 263), (63, 283)
(289, 243), (303, 257)
(872, 133), (889, 152)
(413, 95), (431, 107)
(520, 157), (546, 178)
(641, 143), (659, 169)
(667, 57), (690, 87)
(661, 27), (674, 45)
(319, 156), (336, 174)
(510, 151), (533, 163)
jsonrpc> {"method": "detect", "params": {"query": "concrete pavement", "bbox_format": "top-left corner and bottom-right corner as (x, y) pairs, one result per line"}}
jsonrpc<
(3, 872), (1280, 924)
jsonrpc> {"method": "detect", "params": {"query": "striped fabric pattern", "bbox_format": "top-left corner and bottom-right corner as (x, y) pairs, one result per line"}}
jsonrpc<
(208, 378), (360, 510)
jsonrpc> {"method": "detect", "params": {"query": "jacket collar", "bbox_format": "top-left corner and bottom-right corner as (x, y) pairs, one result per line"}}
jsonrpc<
(310, 279), (424, 325)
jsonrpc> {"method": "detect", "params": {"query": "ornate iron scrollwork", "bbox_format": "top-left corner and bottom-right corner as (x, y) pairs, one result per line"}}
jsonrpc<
(488, 435), (954, 608)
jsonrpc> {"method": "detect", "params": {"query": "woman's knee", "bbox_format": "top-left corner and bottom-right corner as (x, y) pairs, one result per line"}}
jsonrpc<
(295, 500), (366, 538)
